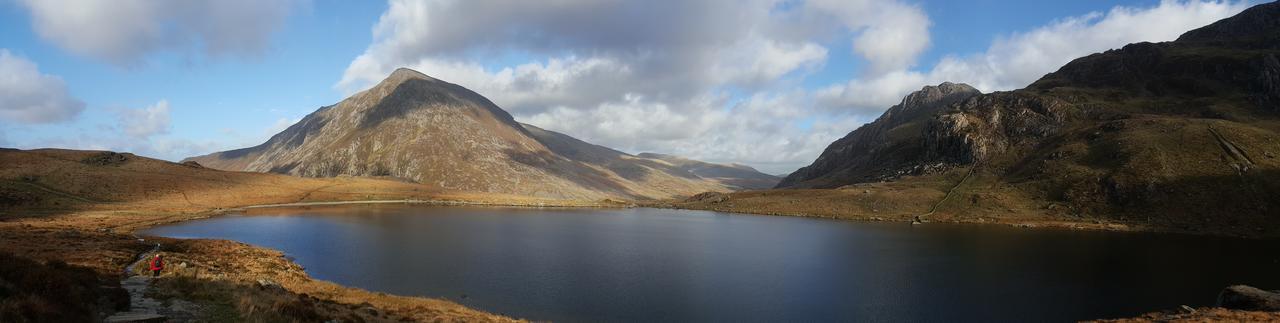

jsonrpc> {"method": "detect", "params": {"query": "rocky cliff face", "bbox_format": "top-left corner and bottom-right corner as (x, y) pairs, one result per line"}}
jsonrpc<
(779, 2), (1280, 228)
(777, 82), (981, 188)
(186, 68), (773, 200)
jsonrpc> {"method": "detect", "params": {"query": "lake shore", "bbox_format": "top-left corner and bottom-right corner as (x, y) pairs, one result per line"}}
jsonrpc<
(5, 196), (1279, 321)
(651, 182), (1279, 240)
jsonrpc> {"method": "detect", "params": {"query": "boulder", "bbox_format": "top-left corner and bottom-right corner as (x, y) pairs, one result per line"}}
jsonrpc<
(1216, 285), (1280, 311)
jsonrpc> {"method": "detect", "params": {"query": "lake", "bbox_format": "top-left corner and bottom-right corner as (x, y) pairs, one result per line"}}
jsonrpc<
(142, 205), (1280, 322)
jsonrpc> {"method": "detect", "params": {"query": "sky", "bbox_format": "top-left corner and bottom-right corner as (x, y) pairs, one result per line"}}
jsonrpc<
(0, 0), (1257, 174)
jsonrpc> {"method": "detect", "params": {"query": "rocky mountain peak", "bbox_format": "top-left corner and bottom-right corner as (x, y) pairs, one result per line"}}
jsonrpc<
(385, 67), (438, 83)
(353, 66), (523, 131)
(905, 81), (976, 101)
(903, 82), (979, 104)
(876, 82), (981, 128)
(776, 82), (982, 188)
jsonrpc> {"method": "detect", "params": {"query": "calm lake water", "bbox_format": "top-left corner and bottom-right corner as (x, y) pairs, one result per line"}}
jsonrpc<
(143, 205), (1280, 322)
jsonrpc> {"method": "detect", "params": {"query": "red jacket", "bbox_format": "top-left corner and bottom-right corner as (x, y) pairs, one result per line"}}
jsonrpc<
(149, 257), (164, 271)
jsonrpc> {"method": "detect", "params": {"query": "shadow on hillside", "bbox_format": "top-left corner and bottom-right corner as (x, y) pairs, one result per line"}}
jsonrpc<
(1111, 169), (1280, 236)
(359, 78), (520, 131)
(0, 252), (129, 322)
(503, 148), (642, 199)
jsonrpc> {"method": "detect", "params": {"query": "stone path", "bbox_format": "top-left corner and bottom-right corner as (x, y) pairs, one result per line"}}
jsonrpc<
(104, 275), (167, 323)
(104, 243), (197, 323)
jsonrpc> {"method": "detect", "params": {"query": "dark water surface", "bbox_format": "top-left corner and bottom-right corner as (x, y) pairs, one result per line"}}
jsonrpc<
(143, 205), (1280, 322)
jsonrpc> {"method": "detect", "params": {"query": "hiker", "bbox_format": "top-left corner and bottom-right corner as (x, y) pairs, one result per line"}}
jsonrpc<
(149, 254), (164, 277)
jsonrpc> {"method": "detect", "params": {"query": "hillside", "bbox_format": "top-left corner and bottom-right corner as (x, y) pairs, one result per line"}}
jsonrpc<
(0, 148), (541, 321)
(688, 2), (1280, 238)
(635, 153), (781, 190)
(186, 68), (772, 200)
(0, 148), (578, 219)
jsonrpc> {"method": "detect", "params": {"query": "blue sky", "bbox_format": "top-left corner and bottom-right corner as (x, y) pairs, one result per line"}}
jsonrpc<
(0, 0), (1254, 174)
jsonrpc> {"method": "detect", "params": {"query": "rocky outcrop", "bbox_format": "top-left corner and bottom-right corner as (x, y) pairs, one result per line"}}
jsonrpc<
(82, 152), (130, 166)
(1217, 285), (1280, 311)
(923, 92), (1074, 165)
(777, 82), (980, 188)
(1255, 54), (1280, 110)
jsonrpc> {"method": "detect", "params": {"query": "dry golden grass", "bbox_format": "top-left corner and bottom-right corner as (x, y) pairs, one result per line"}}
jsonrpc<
(139, 238), (519, 322)
(1090, 307), (1280, 322)
(0, 148), (607, 321)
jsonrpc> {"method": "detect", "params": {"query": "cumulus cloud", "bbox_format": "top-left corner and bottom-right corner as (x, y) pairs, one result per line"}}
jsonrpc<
(337, 0), (835, 95)
(117, 100), (172, 139)
(0, 49), (85, 124)
(818, 0), (1249, 113)
(805, 0), (932, 75)
(336, 0), (1249, 174)
(10, 101), (283, 161)
(16, 0), (303, 66)
(337, 0), (931, 173)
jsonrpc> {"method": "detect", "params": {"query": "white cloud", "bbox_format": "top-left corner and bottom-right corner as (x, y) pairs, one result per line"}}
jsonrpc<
(16, 0), (304, 66)
(0, 49), (85, 124)
(936, 0), (1250, 91)
(805, 0), (932, 75)
(336, 0), (837, 96)
(21, 132), (225, 162)
(330, 0), (1249, 174)
(336, 0), (933, 173)
(117, 100), (172, 139)
(817, 0), (1250, 113)
(11, 102), (290, 161)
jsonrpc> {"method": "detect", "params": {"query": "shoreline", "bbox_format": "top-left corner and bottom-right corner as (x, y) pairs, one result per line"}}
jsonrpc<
(131, 200), (1280, 323)
(5, 198), (1276, 321)
(650, 204), (1231, 239)
(646, 201), (1280, 240)
(160, 198), (1242, 241)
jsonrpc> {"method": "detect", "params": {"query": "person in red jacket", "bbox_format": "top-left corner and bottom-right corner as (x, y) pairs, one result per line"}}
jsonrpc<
(149, 254), (164, 277)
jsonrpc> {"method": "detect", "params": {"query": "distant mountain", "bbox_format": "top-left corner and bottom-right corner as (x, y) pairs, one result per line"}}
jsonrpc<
(777, 2), (1280, 229)
(186, 68), (773, 200)
(635, 153), (780, 190)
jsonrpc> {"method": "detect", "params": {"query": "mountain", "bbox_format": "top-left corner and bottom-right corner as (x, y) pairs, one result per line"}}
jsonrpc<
(185, 68), (774, 200)
(772, 2), (1280, 234)
(778, 82), (981, 188)
(635, 153), (781, 190)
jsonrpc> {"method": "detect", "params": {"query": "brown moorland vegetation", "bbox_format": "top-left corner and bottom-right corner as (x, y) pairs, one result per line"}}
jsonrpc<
(0, 148), (607, 321)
